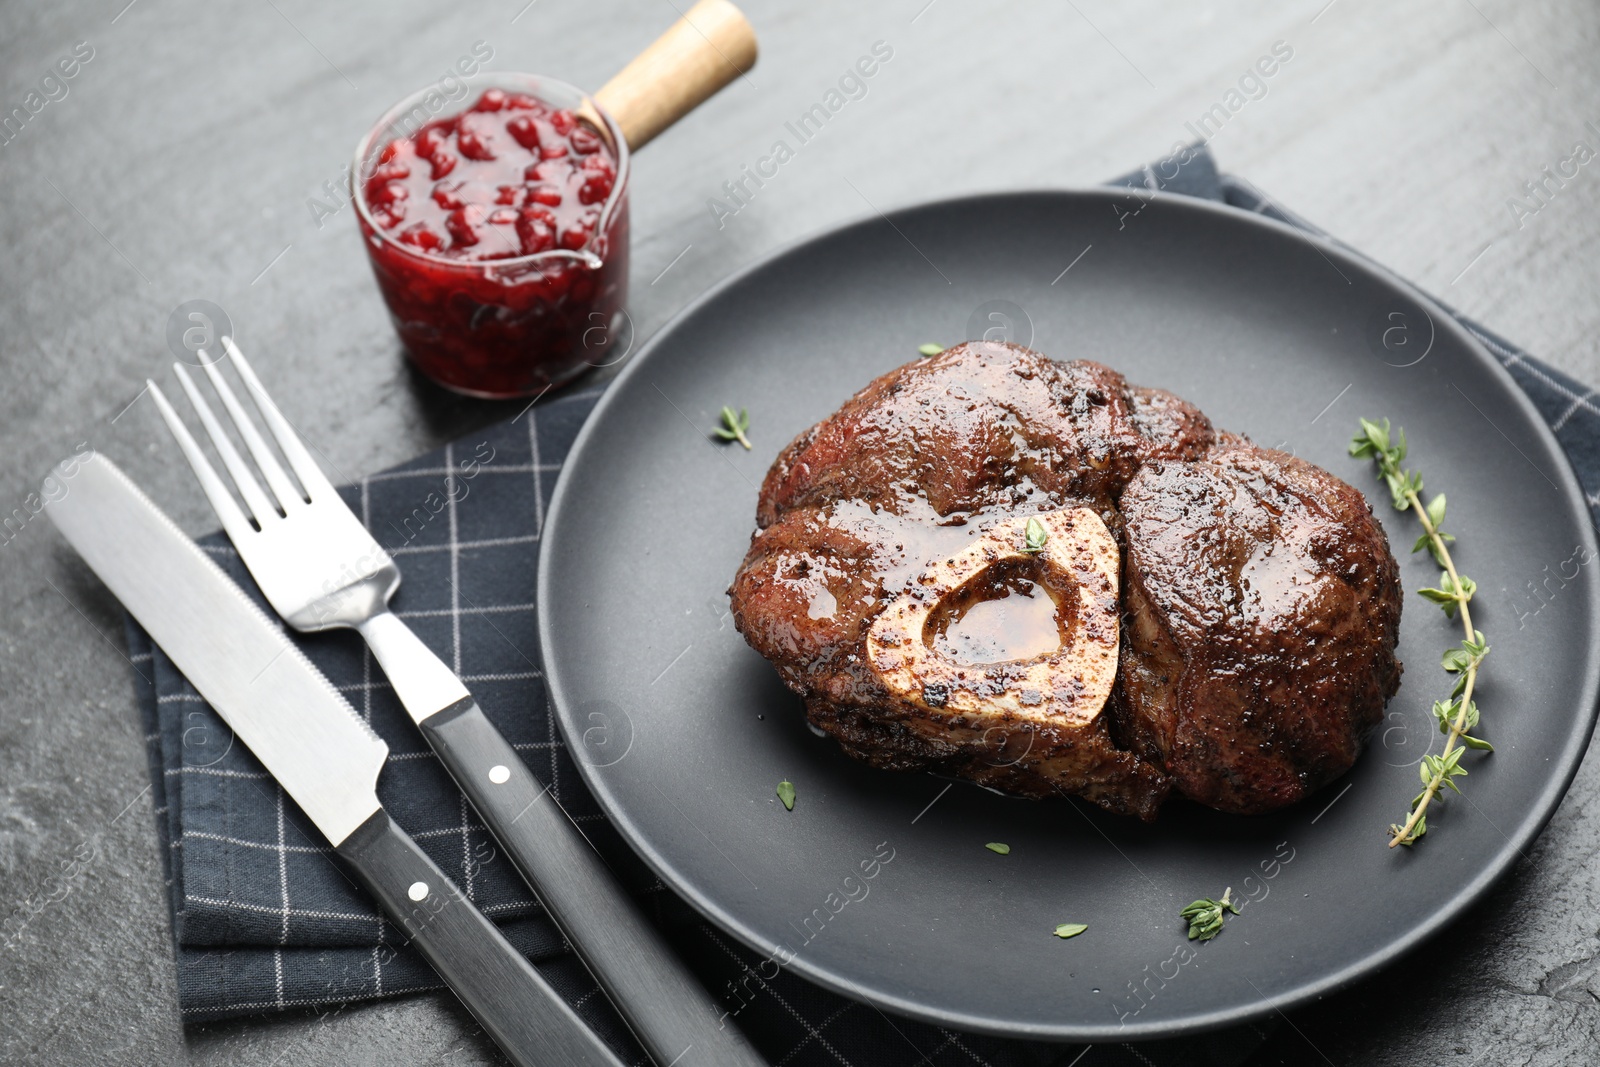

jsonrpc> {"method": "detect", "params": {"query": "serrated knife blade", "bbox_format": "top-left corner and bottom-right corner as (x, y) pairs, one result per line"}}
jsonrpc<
(46, 452), (386, 845)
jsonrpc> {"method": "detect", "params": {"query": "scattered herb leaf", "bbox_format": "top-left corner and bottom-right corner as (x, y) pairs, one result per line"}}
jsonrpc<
(1023, 517), (1048, 553)
(984, 842), (1011, 855)
(1053, 923), (1089, 939)
(1180, 888), (1239, 942)
(917, 343), (944, 356)
(1351, 418), (1492, 847)
(776, 780), (796, 811)
(714, 406), (753, 450)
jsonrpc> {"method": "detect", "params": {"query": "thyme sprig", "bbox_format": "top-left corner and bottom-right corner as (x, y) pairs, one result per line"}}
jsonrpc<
(1350, 418), (1493, 848)
(1180, 888), (1238, 942)
(714, 406), (753, 450)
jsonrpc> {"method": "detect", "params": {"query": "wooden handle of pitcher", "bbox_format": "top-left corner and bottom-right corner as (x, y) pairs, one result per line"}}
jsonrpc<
(594, 0), (757, 151)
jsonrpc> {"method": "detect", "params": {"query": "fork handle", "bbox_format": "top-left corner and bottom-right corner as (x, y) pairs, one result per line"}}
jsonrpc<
(421, 699), (769, 1067)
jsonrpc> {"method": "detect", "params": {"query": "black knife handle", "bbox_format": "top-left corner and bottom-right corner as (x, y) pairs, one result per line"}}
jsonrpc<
(336, 809), (626, 1067)
(422, 700), (767, 1067)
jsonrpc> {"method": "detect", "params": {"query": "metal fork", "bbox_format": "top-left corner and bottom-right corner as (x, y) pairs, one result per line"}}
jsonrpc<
(150, 339), (766, 1067)
(151, 340), (465, 713)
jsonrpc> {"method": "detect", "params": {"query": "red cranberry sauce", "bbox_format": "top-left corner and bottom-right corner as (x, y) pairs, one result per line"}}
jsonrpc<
(364, 88), (618, 260)
(356, 87), (628, 398)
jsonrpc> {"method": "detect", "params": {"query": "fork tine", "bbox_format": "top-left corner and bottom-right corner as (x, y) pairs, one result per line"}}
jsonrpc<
(221, 336), (339, 502)
(172, 363), (281, 527)
(149, 380), (260, 544)
(198, 352), (306, 512)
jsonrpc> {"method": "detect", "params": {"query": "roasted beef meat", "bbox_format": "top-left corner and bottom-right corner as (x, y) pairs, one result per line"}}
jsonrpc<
(1116, 444), (1404, 813)
(728, 341), (1402, 819)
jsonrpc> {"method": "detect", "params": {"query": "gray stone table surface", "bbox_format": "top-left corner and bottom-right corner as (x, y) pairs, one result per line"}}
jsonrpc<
(2, 1), (1598, 1064)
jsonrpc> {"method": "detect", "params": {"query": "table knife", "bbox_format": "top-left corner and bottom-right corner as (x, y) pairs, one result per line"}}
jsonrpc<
(45, 452), (625, 1067)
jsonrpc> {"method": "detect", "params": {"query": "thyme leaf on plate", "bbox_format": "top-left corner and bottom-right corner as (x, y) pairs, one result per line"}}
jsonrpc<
(714, 406), (753, 450)
(1180, 887), (1239, 942)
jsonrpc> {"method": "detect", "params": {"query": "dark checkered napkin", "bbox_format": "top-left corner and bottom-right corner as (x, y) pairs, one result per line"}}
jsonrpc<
(124, 145), (1600, 1066)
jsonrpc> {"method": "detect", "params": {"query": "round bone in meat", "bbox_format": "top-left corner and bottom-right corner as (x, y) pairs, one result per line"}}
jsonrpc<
(865, 507), (1120, 728)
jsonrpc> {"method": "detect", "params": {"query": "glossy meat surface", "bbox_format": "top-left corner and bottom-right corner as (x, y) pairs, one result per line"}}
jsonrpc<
(729, 342), (1402, 819)
(1116, 444), (1403, 813)
(731, 342), (1210, 818)
(756, 341), (1211, 526)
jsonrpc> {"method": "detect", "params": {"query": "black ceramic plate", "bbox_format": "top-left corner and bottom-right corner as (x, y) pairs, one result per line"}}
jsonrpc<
(538, 190), (1600, 1040)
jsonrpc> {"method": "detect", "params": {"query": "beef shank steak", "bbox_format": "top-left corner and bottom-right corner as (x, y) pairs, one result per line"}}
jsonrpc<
(728, 341), (1401, 819)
